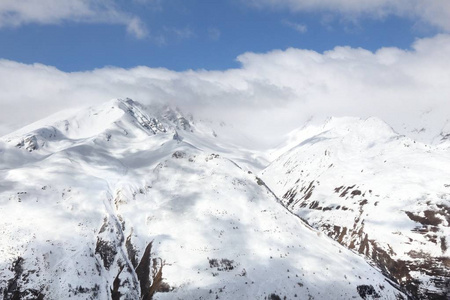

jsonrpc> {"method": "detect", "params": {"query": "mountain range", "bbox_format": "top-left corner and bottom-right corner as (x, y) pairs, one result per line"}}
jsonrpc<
(0, 98), (448, 299)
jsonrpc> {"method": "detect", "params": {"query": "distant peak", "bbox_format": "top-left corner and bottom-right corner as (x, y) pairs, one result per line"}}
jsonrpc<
(117, 98), (168, 134)
(2, 97), (200, 154)
(113, 98), (142, 111)
(119, 97), (140, 108)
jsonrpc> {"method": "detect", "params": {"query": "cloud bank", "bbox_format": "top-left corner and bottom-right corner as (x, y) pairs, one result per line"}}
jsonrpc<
(249, 0), (450, 32)
(0, 34), (449, 146)
(0, 0), (147, 38)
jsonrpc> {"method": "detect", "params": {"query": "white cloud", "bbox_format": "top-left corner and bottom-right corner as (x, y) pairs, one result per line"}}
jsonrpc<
(248, 0), (450, 32)
(126, 17), (148, 39)
(282, 20), (307, 33)
(0, 35), (449, 147)
(0, 0), (147, 38)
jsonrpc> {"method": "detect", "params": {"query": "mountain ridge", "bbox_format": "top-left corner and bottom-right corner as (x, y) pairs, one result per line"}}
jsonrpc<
(261, 116), (450, 299)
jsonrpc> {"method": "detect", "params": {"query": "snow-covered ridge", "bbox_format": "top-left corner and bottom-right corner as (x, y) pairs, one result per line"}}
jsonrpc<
(0, 98), (409, 299)
(1, 98), (192, 152)
(261, 116), (450, 299)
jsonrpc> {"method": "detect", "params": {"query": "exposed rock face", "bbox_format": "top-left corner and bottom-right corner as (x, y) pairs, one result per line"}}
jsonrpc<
(15, 135), (39, 152)
(2, 256), (45, 300)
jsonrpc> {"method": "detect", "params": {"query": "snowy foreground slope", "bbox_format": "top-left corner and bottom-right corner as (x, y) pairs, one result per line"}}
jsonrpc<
(0, 99), (406, 299)
(261, 117), (450, 299)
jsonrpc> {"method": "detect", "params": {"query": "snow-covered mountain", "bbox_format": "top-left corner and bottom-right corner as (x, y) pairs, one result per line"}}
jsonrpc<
(261, 117), (450, 299)
(0, 98), (444, 299)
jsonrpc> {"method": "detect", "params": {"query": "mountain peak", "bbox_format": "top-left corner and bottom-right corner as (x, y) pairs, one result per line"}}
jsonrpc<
(1, 98), (198, 153)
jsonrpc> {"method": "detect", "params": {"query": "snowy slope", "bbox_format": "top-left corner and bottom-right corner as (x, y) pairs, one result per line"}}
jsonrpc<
(261, 117), (450, 299)
(0, 99), (406, 299)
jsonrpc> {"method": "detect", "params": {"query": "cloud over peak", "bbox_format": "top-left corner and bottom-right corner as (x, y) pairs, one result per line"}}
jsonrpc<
(1, 35), (449, 146)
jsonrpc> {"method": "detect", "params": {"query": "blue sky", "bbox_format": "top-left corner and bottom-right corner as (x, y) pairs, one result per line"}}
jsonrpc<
(0, 0), (440, 72)
(0, 0), (449, 140)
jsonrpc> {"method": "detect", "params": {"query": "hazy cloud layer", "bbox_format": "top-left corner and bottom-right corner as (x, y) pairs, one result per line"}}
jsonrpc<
(249, 0), (450, 31)
(1, 35), (449, 145)
(0, 0), (147, 38)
